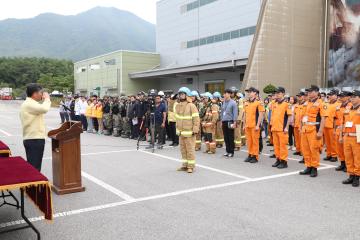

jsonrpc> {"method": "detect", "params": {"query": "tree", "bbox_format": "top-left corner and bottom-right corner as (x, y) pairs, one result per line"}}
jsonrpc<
(263, 84), (277, 94)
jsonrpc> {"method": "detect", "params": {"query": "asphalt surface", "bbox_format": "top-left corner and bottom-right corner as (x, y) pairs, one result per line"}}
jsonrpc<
(0, 100), (359, 240)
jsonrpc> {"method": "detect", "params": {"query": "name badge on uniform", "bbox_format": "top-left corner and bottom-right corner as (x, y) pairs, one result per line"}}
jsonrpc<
(345, 121), (353, 128)
(302, 116), (308, 123)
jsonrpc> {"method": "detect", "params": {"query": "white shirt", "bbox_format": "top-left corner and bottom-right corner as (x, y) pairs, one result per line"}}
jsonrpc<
(79, 100), (88, 115)
(74, 99), (81, 116)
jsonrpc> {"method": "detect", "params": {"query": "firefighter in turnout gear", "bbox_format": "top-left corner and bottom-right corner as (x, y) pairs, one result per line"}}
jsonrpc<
(340, 90), (360, 187)
(213, 92), (224, 148)
(190, 91), (202, 151)
(201, 92), (219, 154)
(176, 87), (200, 173)
(230, 87), (244, 150)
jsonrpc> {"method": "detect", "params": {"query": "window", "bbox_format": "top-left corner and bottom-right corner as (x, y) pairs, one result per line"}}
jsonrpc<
(214, 34), (222, 42)
(187, 40), (194, 48)
(183, 0), (218, 13)
(206, 36), (214, 44)
(249, 26), (256, 35)
(240, 28), (248, 37)
(231, 30), (240, 39)
(223, 32), (231, 41)
(200, 38), (207, 46)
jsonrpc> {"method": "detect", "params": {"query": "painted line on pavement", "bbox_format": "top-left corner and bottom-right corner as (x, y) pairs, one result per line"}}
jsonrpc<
(0, 128), (12, 136)
(0, 164), (336, 229)
(81, 171), (134, 201)
(140, 150), (251, 180)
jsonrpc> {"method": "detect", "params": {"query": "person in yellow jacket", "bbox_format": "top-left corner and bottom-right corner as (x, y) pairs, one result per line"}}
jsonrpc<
(85, 99), (94, 133)
(201, 92), (219, 154)
(167, 96), (179, 146)
(175, 87), (200, 173)
(95, 99), (104, 134)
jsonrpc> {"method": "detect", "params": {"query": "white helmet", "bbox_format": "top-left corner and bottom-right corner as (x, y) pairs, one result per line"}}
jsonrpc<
(158, 91), (165, 96)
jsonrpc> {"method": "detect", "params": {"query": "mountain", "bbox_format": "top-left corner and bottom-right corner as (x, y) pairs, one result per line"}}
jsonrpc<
(0, 7), (156, 61)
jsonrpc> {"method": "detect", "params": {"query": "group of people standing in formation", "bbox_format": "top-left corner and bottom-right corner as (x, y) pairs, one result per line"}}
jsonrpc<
(59, 85), (360, 186)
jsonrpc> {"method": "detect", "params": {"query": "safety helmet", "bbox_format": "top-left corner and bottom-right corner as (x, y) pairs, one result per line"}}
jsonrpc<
(190, 91), (199, 98)
(213, 92), (222, 99)
(148, 89), (158, 97)
(230, 86), (239, 93)
(158, 91), (165, 97)
(204, 92), (213, 99)
(178, 87), (191, 96)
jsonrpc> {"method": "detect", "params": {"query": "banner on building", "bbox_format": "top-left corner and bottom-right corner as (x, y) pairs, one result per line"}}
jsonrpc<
(328, 0), (360, 88)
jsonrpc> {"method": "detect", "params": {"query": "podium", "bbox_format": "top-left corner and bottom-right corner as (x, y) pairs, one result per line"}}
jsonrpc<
(48, 121), (85, 195)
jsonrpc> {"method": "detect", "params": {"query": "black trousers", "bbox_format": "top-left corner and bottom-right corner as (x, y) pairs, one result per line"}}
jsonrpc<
(23, 139), (45, 171)
(222, 121), (235, 154)
(288, 125), (294, 146)
(169, 122), (179, 144)
(80, 114), (88, 131)
(155, 124), (165, 144)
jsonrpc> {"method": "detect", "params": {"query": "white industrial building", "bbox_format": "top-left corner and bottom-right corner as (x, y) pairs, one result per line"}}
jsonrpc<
(129, 0), (261, 93)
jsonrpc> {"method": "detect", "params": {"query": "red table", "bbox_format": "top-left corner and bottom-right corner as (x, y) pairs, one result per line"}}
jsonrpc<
(0, 156), (53, 240)
(0, 140), (11, 157)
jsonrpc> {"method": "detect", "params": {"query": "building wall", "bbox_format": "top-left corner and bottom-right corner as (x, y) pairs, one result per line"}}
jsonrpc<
(156, 0), (261, 68)
(158, 70), (244, 93)
(243, 0), (326, 95)
(74, 51), (160, 96)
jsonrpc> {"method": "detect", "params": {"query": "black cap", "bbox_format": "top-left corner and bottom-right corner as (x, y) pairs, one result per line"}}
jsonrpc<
(328, 89), (339, 96)
(338, 91), (353, 97)
(306, 85), (320, 92)
(245, 87), (258, 93)
(352, 90), (360, 97)
(296, 92), (306, 97)
(275, 87), (285, 93)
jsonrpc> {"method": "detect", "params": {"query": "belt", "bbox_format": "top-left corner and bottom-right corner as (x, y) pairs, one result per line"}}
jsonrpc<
(304, 122), (320, 126)
(345, 133), (357, 137)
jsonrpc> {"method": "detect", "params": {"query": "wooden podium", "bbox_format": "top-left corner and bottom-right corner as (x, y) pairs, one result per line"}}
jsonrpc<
(48, 121), (85, 195)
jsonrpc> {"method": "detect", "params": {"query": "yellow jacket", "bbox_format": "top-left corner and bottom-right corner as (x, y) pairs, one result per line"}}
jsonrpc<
(20, 98), (51, 140)
(175, 98), (200, 137)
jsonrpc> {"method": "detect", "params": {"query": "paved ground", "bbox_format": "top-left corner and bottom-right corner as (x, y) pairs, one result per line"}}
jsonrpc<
(0, 100), (359, 240)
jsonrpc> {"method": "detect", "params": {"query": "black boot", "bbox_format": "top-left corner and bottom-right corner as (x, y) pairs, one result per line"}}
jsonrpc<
(272, 159), (281, 167)
(310, 168), (318, 177)
(323, 156), (332, 161)
(298, 158), (305, 164)
(244, 155), (252, 162)
(270, 154), (276, 159)
(299, 167), (312, 175)
(352, 176), (360, 187)
(343, 175), (355, 185)
(249, 157), (258, 164)
(329, 157), (338, 163)
(293, 152), (301, 156)
(277, 160), (288, 169)
(335, 161), (346, 171)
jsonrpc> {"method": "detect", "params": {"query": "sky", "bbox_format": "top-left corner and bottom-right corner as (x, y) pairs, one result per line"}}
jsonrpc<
(0, 0), (158, 23)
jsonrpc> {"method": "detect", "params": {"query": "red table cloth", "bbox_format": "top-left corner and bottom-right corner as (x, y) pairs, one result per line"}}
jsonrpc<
(0, 141), (11, 157)
(0, 156), (53, 220)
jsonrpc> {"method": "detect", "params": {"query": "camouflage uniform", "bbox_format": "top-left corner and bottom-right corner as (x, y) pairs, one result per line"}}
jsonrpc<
(103, 101), (113, 136)
(111, 100), (121, 137)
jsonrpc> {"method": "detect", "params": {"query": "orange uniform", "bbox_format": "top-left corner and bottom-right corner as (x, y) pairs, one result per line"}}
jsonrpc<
(293, 103), (303, 154)
(323, 101), (341, 159)
(244, 99), (265, 160)
(335, 101), (352, 162)
(343, 105), (360, 176)
(271, 99), (292, 161)
(301, 99), (328, 168)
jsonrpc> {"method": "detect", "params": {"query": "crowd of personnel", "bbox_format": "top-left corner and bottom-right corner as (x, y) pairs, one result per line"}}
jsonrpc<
(58, 85), (360, 184)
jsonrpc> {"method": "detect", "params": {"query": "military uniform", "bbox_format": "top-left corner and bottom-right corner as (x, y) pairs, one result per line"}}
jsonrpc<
(175, 91), (200, 173)
(111, 101), (121, 137)
(103, 101), (112, 136)
(202, 102), (219, 154)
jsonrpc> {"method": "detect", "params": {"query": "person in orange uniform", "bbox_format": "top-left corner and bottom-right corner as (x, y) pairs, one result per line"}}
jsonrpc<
(323, 89), (340, 162)
(271, 87), (292, 169)
(299, 85), (328, 177)
(243, 87), (265, 163)
(334, 91), (353, 172)
(293, 92), (305, 156)
(340, 90), (360, 187)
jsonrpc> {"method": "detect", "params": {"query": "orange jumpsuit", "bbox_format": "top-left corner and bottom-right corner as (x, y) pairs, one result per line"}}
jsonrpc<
(323, 101), (340, 158)
(244, 99), (265, 160)
(293, 103), (303, 154)
(301, 99), (328, 168)
(268, 100), (275, 144)
(343, 105), (360, 176)
(271, 99), (292, 161)
(335, 102), (352, 162)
